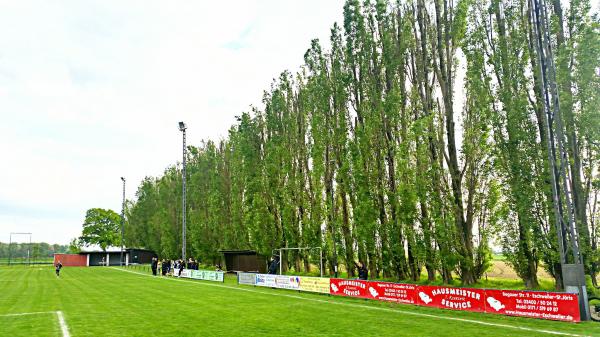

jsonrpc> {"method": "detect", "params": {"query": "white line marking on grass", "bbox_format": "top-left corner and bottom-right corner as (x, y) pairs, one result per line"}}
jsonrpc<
(0, 311), (70, 337)
(0, 311), (55, 317)
(112, 268), (590, 337)
(56, 311), (70, 337)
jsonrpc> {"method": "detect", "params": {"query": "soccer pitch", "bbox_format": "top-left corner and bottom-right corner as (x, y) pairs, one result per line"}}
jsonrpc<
(0, 266), (598, 337)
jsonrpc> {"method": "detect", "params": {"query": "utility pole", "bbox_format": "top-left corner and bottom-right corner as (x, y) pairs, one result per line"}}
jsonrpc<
(178, 122), (187, 268)
(530, 0), (590, 321)
(120, 177), (126, 267)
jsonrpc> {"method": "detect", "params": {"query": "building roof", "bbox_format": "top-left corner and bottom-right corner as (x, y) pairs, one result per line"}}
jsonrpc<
(79, 245), (125, 253)
(78, 245), (154, 253)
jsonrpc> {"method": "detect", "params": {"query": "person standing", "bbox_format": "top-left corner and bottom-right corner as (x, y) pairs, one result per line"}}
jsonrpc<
(178, 260), (184, 277)
(268, 256), (279, 275)
(356, 261), (368, 280)
(161, 259), (168, 276)
(151, 257), (158, 276)
(55, 261), (63, 277)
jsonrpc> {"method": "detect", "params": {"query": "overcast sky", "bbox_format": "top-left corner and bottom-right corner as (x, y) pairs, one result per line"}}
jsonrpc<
(0, 0), (345, 244)
(1, 1), (597, 245)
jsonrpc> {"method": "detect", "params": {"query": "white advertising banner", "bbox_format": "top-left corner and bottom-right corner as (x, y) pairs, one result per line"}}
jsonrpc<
(172, 269), (224, 282)
(238, 272), (257, 285)
(255, 274), (301, 290)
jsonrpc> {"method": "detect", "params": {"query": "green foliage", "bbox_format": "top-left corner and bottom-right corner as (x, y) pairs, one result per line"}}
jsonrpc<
(122, 0), (599, 289)
(0, 242), (68, 259)
(79, 208), (122, 251)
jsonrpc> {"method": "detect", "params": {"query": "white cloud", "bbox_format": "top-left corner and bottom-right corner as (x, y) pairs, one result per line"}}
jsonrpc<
(0, 0), (345, 244)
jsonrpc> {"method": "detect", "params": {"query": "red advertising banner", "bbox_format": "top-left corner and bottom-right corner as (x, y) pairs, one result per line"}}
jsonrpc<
(483, 289), (580, 322)
(329, 279), (370, 298)
(416, 285), (486, 312)
(329, 279), (417, 304)
(325, 278), (580, 322)
(368, 281), (417, 304)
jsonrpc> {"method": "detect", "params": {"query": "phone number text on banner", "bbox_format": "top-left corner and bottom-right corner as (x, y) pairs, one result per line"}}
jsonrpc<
(483, 289), (580, 322)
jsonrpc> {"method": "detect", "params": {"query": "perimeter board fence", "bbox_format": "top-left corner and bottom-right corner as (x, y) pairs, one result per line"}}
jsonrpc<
(237, 272), (582, 323)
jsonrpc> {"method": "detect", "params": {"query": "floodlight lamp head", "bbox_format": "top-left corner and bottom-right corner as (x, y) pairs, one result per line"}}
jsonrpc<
(121, 177), (125, 182)
(178, 122), (187, 131)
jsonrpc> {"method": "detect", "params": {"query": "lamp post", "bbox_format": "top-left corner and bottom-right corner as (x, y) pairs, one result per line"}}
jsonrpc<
(120, 177), (126, 267)
(178, 122), (187, 267)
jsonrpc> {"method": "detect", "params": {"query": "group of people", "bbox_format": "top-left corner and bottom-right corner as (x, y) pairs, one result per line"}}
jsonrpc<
(150, 257), (201, 276)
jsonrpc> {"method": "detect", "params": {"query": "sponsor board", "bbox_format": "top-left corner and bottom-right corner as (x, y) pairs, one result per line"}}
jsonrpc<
(297, 277), (330, 294)
(238, 272), (257, 285)
(255, 274), (301, 290)
(329, 279), (370, 298)
(329, 279), (417, 304)
(256, 274), (277, 287)
(172, 268), (192, 278)
(415, 285), (486, 312)
(368, 282), (417, 304)
(247, 273), (581, 322)
(252, 275), (329, 294)
(483, 289), (580, 322)
(189, 270), (224, 282)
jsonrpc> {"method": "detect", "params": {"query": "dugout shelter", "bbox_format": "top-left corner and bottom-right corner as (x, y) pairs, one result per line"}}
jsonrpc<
(220, 250), (267, 273)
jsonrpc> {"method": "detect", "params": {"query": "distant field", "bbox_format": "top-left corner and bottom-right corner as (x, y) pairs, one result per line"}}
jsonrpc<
(0, 257), (54, 264)
(0, 266), (598, 337)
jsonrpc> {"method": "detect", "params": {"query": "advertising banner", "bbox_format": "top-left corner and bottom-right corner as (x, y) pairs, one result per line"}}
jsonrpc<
(255, 274), (277, 287)
(297, 277), (330, 294)
(329, 279), (370, 298)
(248, 273), (581, 322)
(483, 289), (580, 322)
(255, 274), (301, 289)
(329, 279), (417, 304)
(238, 272), (257, 285)
(368, 282), (417, 304)
(416, 285), (486, 312)
(177, 269), (192, 278)
(189, 270), (224, 282)
(274, 275), (301, 290)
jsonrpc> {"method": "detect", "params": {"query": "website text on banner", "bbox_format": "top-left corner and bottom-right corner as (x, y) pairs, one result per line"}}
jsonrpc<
(254, 274), (329, 293)
(172, 269), (224, 282)
(484, 289), (580, 322)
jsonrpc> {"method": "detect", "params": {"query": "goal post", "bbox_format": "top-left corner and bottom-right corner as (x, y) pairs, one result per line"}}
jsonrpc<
(273, 247), (323, 277)
(8, 232), (32, 266)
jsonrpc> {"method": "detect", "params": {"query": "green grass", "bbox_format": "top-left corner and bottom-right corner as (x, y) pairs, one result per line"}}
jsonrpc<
(0, 265), (598, 337)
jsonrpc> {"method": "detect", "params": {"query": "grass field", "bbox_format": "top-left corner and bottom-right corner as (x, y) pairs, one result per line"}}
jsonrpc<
(1, 266), (598, 337)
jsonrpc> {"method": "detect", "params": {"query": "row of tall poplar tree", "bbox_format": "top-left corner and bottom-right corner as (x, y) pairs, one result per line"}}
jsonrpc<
(125, 0), (599, 288)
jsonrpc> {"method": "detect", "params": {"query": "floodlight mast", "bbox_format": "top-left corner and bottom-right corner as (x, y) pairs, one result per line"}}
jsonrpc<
(120, 177), (126, 267)
(179, 122), (187, 267)
(530, 0), (589, 320)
